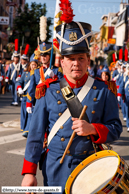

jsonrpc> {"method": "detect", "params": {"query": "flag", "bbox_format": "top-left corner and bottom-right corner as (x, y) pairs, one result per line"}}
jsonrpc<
(101, 26), (108, 40)
(116, 24), (126, 46)
(53, 0), (62, 39)
(53, 0), (62, 67)
(108, 26), (114, 39)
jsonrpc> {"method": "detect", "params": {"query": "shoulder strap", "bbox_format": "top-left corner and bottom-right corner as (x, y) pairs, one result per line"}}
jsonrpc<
(10, 63), (16, 80)
(23, 80), (31, 92)
(47, 76), (94, 146)
(60, 78), (89, 121)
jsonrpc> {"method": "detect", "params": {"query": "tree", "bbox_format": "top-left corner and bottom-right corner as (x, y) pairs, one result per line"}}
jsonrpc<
(10, 2), (53, 55)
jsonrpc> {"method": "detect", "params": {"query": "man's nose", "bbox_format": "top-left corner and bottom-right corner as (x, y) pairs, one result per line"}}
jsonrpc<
(73, 59), (79, 66)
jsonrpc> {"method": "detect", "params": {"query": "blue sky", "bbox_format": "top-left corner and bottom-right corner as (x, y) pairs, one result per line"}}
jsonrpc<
(26, 0), (121, 35)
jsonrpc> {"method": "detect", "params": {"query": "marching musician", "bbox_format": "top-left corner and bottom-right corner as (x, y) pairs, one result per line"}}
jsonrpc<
(0, 58), (5, 93)
(5, 39), (22, 106)
(26, 42), (63, 114)
(21, 3), (122, 193)
(118, 63), (129, 132)
(17, 58), (38, 138)
(20, 44), (30, 73)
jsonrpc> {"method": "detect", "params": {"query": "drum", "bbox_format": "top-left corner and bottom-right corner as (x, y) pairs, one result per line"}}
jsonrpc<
(65, 150), (129, 194)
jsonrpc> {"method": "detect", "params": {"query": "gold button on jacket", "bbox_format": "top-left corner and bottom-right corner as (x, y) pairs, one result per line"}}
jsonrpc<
(61, 137), (65, 141)
(93, 86), (97, 90)
(57, 101), (62, 104)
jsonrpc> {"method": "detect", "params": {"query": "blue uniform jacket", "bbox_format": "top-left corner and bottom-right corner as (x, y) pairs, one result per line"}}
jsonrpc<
(116, 73), (123, 87)
(22, 76), (122, 193)
(17, 71), (30, 95)
(6, 62), (22, 81)
(26, 66), (63, 106)
(0, 64), (5, 77)
(112, 69), (118, 79)
(118, 75), (129, 97)
(17, 71), (33, 132)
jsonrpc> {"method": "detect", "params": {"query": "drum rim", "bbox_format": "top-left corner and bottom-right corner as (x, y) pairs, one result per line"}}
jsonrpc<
(65, 150), (123, 194)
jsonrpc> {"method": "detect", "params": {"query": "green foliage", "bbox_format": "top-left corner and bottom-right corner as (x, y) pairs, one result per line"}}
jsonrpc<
(10, 2), (53, 55)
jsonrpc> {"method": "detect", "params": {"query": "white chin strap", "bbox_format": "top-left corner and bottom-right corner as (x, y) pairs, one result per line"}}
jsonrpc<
(56, 31), (95, 46)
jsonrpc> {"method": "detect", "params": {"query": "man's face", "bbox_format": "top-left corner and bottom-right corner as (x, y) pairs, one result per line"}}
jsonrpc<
(21, 59), (27, 65)
(40, 54), (50, 64)
(61, 53), (90, 82)
(14, 56), (19, 63)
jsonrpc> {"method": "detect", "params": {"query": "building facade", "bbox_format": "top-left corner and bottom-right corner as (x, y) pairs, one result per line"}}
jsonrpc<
(0, 0), (25, 58)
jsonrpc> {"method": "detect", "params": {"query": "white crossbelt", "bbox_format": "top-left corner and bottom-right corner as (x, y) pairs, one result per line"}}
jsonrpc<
(10, 62), (20, 80)
(125, 79), (129, 89)
(23, 80), (30, 92)
(47, 76), (94, 146)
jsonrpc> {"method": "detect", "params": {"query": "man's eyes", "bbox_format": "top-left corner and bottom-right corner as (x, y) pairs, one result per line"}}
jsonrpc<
(68, 57), (84, 61)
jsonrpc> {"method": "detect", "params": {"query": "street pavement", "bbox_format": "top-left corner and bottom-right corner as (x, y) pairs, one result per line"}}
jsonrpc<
(0, 92), (43, 190)
(0, 91), (129, 191)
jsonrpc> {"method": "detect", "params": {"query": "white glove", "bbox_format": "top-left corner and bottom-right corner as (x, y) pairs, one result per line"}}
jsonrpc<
(5, 78), (8, 82)
(117, 96), (121, 102)
(26, 107), (32, 114)
(0, 76), (3, 81)
(47, 67), (55, 78)
(18, 88), (24, 95)
(16, 77), (21, 81)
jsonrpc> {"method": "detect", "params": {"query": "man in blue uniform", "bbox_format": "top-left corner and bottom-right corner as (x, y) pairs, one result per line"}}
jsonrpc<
(118, 63), (129, 132)
(5, 51), (22, 105)
(0, 58), (5, 93)
(21, 54), (29, 73)
(17, 59), (38, 137)
(26, 42), (63, 113)
(21, 20), (122, 193)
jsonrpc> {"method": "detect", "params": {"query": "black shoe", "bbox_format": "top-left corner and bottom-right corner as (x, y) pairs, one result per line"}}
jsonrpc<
(22, 132), (28, 138)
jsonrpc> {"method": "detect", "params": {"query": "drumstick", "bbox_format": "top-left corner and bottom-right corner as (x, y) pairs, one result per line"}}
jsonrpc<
(60, 105), (87, 164)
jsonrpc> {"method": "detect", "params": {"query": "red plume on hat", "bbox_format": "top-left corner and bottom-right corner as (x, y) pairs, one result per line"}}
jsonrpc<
(14, 39), (18, 51)
(59, 0), (75, 23)
(24, 44), (30, 55)
(112, 53), (116, 62)
(124, 48), (128, 61)
(119, 48), (123, 60)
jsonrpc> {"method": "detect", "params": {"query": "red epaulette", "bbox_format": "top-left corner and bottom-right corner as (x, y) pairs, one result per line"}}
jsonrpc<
(35, 75), (58, 99)
(95, 77), (117, 97)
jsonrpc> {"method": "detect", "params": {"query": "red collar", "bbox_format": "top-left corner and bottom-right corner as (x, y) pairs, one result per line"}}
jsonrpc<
(64, 74), (88, 89)
(42, 63), (50, 69)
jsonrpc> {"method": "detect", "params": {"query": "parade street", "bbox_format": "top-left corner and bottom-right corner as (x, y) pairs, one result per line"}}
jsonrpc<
(0, 92), (129, 189)
(0, 92), (43, 189)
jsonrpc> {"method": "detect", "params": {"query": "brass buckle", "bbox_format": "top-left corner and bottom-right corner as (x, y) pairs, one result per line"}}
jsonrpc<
(61, 86), (75, 100)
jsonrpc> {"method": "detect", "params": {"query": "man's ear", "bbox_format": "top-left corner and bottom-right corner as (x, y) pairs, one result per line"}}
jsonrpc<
(60, 58), (64, 69)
